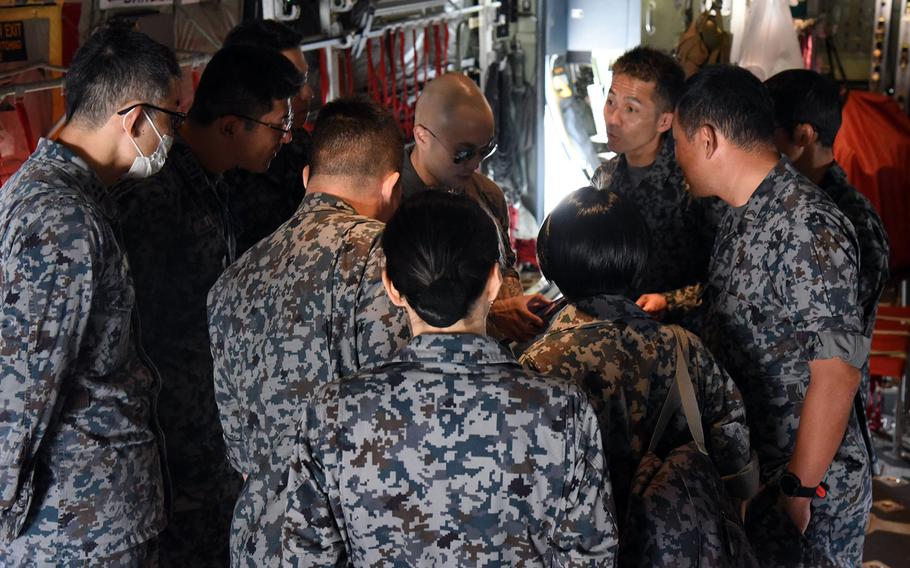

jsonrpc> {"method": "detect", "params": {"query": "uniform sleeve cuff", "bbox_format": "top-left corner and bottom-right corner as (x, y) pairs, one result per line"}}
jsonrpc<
(803, 330), (870, 369)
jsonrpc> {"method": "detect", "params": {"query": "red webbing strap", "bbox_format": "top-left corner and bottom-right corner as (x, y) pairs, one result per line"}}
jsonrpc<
(387, 31), (399, 118)
(191, 67), (202, 92)
(411, 28), (421, 99)
(366, 38), (379, 102)
(14, 99), (35, 153)
(398, 29), (412, 135)
(423, 25), (430, 86)
(378, 33), (388, 106)
(433, 23), (442, 77)
(344, 47), (355, 96)
(442, 21), (450, 72)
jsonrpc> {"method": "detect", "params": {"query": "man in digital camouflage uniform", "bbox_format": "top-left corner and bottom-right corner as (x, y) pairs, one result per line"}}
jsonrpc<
(207, 98), (409, 568)
(766, 70), (890, 453)
(675, 65), (871, 567)
(592, 46), (725, 323)
(0, 26), (181, 566)
(113, 45), (301, 567)
(403, 73), (551, 343)
(222, 19), (315, 255)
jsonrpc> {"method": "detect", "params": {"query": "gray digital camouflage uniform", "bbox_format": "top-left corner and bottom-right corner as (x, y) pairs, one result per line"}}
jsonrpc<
(113, 137), (243, 567)
(207, 191), (410, 567)
(820, 161), (890, 419)
(224, 129), (310, 255)
(519, 294), (752, 524)
(702, 159), (871, 567)
(591, 136), (726, 314)
(0, 138), (166, 564)
(282, 332), (618, 567)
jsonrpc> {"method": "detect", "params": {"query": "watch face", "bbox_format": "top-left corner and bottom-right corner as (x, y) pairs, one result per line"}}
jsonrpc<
(779, 473), (798, 496)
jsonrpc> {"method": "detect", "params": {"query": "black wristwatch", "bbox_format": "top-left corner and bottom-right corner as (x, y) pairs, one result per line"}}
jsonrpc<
(780, 471), (828, 499)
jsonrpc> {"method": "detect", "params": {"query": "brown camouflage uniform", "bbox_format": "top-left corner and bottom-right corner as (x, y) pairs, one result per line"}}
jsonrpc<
(520, 294), (752, 524)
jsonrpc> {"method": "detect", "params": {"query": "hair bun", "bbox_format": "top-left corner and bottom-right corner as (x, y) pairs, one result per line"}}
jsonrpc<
(412, 276), (470, 328)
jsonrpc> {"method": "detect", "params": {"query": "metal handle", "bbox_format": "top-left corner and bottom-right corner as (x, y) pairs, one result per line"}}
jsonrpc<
(645, 1), (656, 36)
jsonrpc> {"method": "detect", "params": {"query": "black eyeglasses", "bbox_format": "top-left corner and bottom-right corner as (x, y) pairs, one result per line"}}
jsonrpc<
(420, 124), (498, 165)
(234, 113), (294, 135)
(117, 103), (186, 131)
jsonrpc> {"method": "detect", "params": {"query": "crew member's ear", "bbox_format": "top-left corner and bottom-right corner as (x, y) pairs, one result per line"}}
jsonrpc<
(413, 124), (429, 146)
(793, 123), (818, 149)
(381, 269), (408, 308)
(700, 124), (719, 160)
(656, 110), (674, 134)
(118, 102), (145, 138)
(302, 165), (311, 188)
(483, 262), (503, 305)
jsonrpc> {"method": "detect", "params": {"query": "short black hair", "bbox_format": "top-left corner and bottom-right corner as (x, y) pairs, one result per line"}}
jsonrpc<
(223, 19), (303, 51)
(676, 64), (775, 151)
(383, 191), (500, 328)
(310, 97), (403, 179)
(64, 24), (180, 127)
(538, 187), (649, 302)
(764, 69), (842, 148)
(613, 46), (685, 113)
(187, 44), (302, 126)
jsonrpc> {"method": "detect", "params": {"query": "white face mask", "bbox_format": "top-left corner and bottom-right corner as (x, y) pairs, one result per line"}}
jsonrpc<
(123, 109), (173, 179)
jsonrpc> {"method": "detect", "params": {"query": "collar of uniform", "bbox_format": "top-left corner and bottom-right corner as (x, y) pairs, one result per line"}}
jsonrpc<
(616, 134), (679, 190)
(387, 332), (518, 366)
(298, 191), (358, 216)
(548, 294), (647, 333)
(819, 160), (848, 193)
(735, 157), (795, 231)
(169, 136), (224, 190)
(34, 137), (115, 219)
(401, 144), (429, 200)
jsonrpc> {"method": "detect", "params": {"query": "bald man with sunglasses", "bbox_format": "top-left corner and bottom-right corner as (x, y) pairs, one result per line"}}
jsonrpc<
(404, 73), (550, 343)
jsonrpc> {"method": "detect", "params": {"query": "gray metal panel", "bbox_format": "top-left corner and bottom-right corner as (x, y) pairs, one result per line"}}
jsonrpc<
(567, 0), (640, 53)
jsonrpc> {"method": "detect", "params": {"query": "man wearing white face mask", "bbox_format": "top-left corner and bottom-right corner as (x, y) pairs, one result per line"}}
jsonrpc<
(112, 44), (301, 568)
(0, 25), (181, 565)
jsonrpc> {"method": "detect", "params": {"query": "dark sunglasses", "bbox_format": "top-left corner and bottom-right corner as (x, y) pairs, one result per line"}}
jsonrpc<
(117, 103), (186, 131)
(421, 125), (498, 165)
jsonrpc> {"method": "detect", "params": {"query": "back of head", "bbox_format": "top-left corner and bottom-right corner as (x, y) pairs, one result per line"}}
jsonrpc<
(65, 23), (180, 128)
(187, 44), (301, 125)
(765, 69), (842, 148)
(538, 187), (649, 302)
(310, 97), (403, 179)
(676, 64), (775, 151)
(223, 19), (303, 51)
(613, 46), (685, 113)
(382, 191), (500, 328)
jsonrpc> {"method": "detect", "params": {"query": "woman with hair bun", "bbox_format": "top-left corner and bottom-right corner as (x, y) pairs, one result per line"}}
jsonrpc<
(282, 191), (618, 566)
